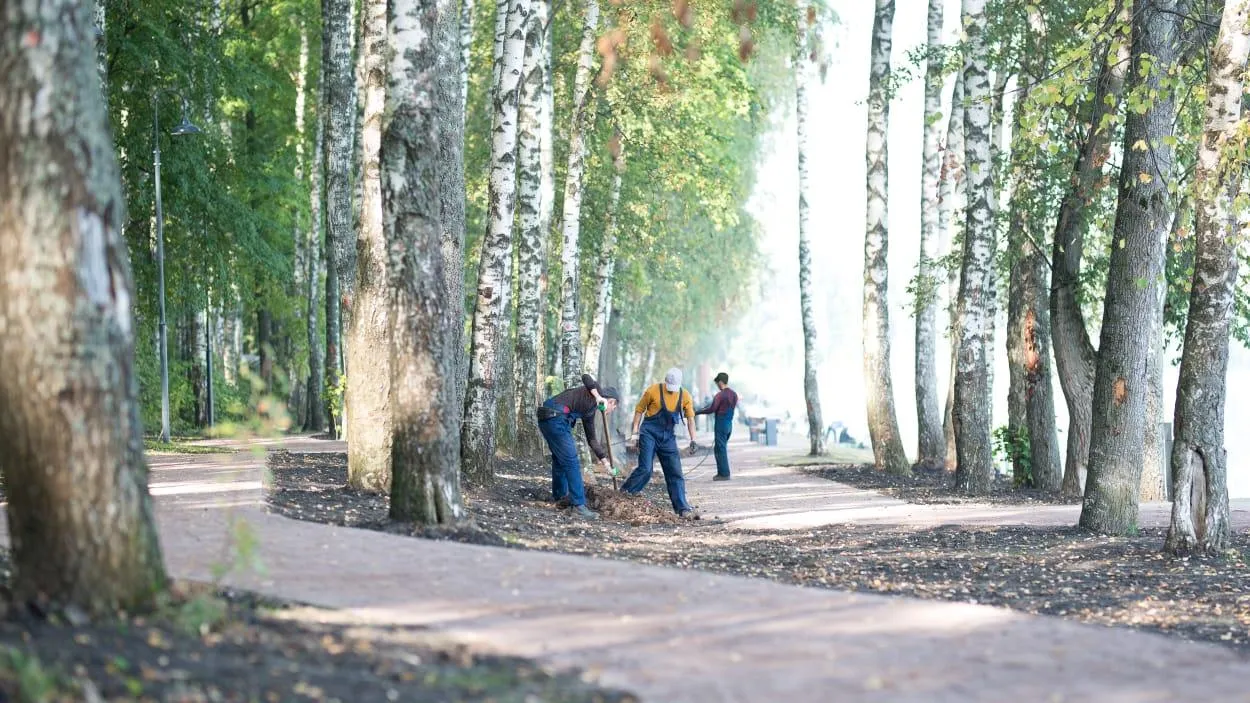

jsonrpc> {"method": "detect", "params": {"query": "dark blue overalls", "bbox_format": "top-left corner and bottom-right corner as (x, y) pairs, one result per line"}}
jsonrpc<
(620, 384), (692, 514)
(537, 397), (594, 507)
(713, 402), (735, 479)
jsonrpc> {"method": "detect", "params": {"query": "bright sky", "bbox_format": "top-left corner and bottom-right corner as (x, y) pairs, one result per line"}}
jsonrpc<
(724, 0), (1250, 497)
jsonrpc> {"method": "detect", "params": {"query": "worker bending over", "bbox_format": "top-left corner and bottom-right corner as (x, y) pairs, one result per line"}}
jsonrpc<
(696, 371), (738, 481)
(536, 374), (620, 520)
(621, 368), (698, 519)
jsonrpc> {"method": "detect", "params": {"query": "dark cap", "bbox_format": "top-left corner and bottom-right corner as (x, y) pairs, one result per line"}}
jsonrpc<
(714, 372), (729, 385)
(599, 386), (621, 401)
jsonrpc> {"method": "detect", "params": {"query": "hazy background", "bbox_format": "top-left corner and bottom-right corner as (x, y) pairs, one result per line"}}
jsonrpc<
(714, 0), (1250, 498)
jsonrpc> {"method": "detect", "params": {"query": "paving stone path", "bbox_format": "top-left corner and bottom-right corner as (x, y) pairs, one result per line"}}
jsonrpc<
(41, 435), (1250, 702)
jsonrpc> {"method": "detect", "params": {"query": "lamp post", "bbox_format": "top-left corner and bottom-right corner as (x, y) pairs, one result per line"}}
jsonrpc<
(153, 94), (202, 443)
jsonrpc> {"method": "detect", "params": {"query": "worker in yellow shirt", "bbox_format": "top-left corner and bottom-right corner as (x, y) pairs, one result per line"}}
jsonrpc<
(621, 368), (699, 518)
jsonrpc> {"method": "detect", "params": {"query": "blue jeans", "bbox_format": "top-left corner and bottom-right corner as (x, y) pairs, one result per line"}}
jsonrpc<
(539, 417), (586, 507)
(620, 422), (691, 513)
(714, 413), (733, 478)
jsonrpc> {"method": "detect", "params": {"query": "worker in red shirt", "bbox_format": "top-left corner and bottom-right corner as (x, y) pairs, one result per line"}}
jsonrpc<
(695, 372), (738, 481)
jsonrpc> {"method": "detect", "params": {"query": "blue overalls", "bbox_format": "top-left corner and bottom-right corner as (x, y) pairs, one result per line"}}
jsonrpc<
(713, 403), (735, 479)
(538, 397), (594, 507)
(620, 385), (692, 514)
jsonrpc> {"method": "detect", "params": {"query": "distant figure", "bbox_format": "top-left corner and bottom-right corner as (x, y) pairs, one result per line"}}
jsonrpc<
(696, 372), (738, 481)
(535, 374), (620, 520)
(622, 368), (699, 518)
(824, 421), (846, 445)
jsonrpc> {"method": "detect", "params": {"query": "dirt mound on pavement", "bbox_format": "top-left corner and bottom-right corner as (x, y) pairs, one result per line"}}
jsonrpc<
(586, 485), (681, 525)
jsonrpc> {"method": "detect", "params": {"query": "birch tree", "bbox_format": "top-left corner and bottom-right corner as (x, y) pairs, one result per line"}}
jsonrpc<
(1166, 0), (1250, 555)
(460, 0), (476, 117)
(462, 0), (533, 484)
(346, 0), (393, 491)
(584, 132), (626, 374)
(323, 0), (355, 439)
(798, 3), (825, 456)
(0, 0), (167, 614)
(557, 0), (601, 387)
(864, 0), (909, 474)
(952, 0), (996, 494)
(306, 90), (326, 432)
(438, 0), (469, 421)
(940, 75), (965, 468)
(513, 0), (551, 458)
(1080, 0), (1183, 535)
(914, 0), (945, 470)
(385, 0), (466, 525)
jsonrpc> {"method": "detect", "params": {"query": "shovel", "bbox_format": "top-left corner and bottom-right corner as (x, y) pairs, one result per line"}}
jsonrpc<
(600, 409), (618, 491)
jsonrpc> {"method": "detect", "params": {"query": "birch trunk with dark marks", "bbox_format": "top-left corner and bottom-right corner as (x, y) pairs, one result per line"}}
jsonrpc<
(460, 0), (476, 117)
(1140, 232), (1171, 502)
(914, 0), (945, 469)
(346, 0), (393, 492)
(584, 135), (625, 375)
(385, 0), (466, 525)
(798, 8), (825, 456)
(305, 72), (327, 433)
(494, 242), (518, 454)
(952, 0), (996, 494)
(462, 0), (532, 485)
(513, 0), (551, 458)
(94, 0), (106, 85)
(1051, 25), (1127, 497)
(1166, 0), (1250, 555)
(438, 0), (468, 426)
(323, 0), (354, 439)
(940, 75), (965, 469)
(863, 0), (909, 474)
(291, 24), (311, 427)
(557, 0), (600, 388)
(0, 0), (167, 614)
(1080, 0), (1182, 535)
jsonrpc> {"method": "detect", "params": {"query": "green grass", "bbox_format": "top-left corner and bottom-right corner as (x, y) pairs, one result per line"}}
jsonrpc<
(142, 439), (235, 455)
(0, 646), (72, 702)
(769, 445), (875, 467)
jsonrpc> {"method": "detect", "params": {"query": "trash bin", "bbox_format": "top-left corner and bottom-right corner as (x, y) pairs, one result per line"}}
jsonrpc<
(764, 418), (778, 447)
(748, 418), (759, 443)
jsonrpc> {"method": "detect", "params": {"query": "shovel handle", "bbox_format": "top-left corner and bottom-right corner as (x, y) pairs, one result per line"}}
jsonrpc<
(601, 409), (618, 490)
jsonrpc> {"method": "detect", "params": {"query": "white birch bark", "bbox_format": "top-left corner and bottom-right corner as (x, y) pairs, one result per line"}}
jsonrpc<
(952, 0), (996, 493)
(513, 0), (551, 458)
(940, 75), (965, 469)
(584, 136), (625, 375)
(1166, 0), (1250, 555)
(346, 0), (393, 491)
(306, 70), (327, 433)
(557, 0), (601, 388)
(439, 0), (469, 422)
(914, 0), (945, 469)
(462, 0), (533, 484)
(863, 0), (909, 474)
(385, 0), (465, 524)
(798, 6), (825, 457)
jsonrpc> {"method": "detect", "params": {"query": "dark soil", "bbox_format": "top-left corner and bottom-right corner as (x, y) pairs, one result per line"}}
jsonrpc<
(804, 463), (1082, 505)
(265, 451), (1250, 656)
(0, 554), (634, 702)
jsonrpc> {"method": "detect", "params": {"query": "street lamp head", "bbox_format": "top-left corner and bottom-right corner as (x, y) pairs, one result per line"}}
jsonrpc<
(171, 99), (202, 136)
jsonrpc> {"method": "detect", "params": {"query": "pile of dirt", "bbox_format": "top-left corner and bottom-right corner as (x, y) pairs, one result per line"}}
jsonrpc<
(586, 485), (680, 525)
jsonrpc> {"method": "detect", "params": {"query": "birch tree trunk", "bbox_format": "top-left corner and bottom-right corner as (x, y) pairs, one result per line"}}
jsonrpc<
(438, 0), (468, 426)
(462, 0), (533, 484)
(864, 0), (909, 474)
(557, 0), (601, 388)
(940, 76), (965, 469)
(94, 0), (106, 85)
(323, 0), (355, 439)
(292, 23), (311, 427)
(306, 72), (327, 433)
(1079, 0), (1182, 535)
(0, 0), (166, 614)
(346, 0), (393, 492)
(1050, 26), (1127, 497)
(460, 0), (476, 118)
(385, 0), (466, 525)
(952, 0), (997, 494)
(513, 0), (552, 458)
(798, 9), (825, 457)
(1166, 0), (1250, 555)
(584, 134), (625, 374)
(914, 0), (946, 469)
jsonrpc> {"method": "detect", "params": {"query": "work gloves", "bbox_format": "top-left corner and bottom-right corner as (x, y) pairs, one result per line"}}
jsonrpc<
(686, 441), (701, 457)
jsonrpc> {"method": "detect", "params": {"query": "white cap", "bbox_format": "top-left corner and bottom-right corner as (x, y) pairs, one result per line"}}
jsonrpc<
(664, 368), (683, 393)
